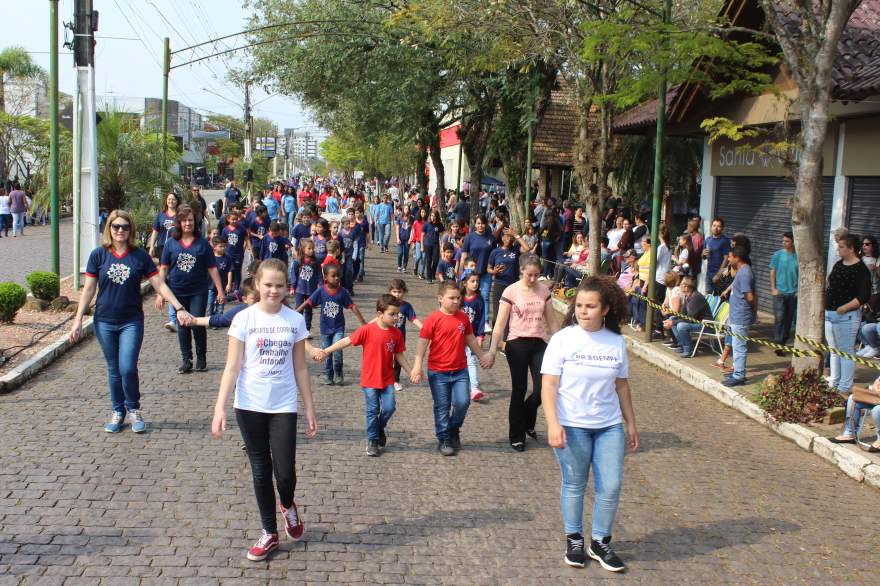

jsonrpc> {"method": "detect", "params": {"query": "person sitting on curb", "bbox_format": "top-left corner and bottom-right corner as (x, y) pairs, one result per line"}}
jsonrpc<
(830, 376), (880, 451)
(664, 277), (712, 358)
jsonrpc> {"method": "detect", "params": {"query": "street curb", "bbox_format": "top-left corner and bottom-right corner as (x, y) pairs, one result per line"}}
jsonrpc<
(0, 280), (154, 394)
(623, 331), (880, 491)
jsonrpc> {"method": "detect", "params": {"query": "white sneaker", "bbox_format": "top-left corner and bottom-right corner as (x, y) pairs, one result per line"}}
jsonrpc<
(394, 382), (403, 391)
(164, 321), (177, 333)
(860, 346), (879, 358)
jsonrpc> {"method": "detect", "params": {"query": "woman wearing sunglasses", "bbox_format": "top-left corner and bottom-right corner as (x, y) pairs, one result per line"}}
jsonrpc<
(70, 210), (194, 433)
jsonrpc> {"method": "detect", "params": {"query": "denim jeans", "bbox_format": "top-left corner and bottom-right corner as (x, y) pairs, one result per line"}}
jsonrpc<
(397, 243), (410, 270)
(206, 289), (224, 316)
(363, 385), (396, 441)
(825, 309), (861, 393)
(728, 323), (750, 380)
(541, 240), (556, 278)
(377, 223), (391, 249)
(321, 331), (345, 377)
(859, 322), (880, 349)
(342, 256), (355, 292)
(842, 394), (880, 441)
(479, 273), (492, 322)
(413, 242), (424, 276)
(175, 292), (208, 361)
(295, 293), (313, 332)
(554, 423), (625, 539)
(0, 214), (9, 236)
(93, 319), (145, 414)
(427, 368), (470, 440)
(355, 242), (366, 281)
(772, 293), (797, 345)
(465, 346), (480, 390)
(11, 211), (26, 236)
(674, 321), (704, 355)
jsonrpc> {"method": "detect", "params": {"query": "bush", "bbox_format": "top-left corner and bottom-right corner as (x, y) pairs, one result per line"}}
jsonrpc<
(26, 271), (60, 301)
(755, 367), (844, 423)
(0, 282), (27, 323)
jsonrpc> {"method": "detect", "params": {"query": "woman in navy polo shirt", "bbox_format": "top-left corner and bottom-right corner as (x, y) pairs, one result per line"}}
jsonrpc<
(69, 210), (194, 433)
(460, 215), (497, 325)
(158, 206), (226, 374)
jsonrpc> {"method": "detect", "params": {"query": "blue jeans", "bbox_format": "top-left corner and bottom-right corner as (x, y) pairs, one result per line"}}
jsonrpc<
(0, 214), (9, 236)
(413, 242), (424, 275)
(11, 211), (26, 236)
(363, 385), (396, 441)
(772, 293), (797, 345)
(321, 331), (344, 377)
(397, 243), (410, 270)
(479, 273), (492, 322)
(842, 394), (880, 441)
(627, 287), (647, 327)
(541, 240), (556, 278)
(356, 242), (366, 281)
(859, 322), (880, 349)
(728, 323), (749, 380)
(175, 292), (208, 361)
(825, 309), (861, 393)
(377, 223), (391, 248)
(207, 289), (224, 316)
(93, 319), (145, 414)
(674, 321), (704, 355)
(427, 368), (470, 440)
(168, 304), (176, 325)
(342, 256), (355, 292)
(554, 423), (625, 539)
(465, 346), (480, 390)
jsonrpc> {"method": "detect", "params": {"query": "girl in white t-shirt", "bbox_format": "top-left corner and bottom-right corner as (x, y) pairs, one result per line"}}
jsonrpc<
(211, 258), (317, 562)
(541, 276), (639, 573)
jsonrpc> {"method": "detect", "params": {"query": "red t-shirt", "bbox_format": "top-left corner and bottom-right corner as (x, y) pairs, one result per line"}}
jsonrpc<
(412, 220), (424, 242)
(321, 254), (339, 269)
(419, 310), (473, 372)
(350, 323), (406, 388)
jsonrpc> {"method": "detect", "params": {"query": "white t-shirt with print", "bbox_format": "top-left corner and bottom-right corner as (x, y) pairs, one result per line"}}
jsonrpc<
(229, 305), (309, 413)
(541, 325), (628, 429)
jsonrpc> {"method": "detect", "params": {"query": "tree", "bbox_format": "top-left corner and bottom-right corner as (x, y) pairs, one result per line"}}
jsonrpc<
(754, 0), (864, 372)
(0, 47), (46, 179)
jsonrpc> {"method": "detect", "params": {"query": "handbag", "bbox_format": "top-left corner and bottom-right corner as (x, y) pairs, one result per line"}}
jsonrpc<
(852, 383), (880, 406)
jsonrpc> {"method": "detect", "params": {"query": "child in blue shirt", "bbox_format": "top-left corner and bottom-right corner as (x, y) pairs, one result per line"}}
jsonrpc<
(260, 221), (292, 265)
(297, 264), (366, 385)
(387, 278), (423, 390)
(221, 212), (248, 290)
(436, 244), (458, 282)
(460, 272), (486, 402)
(396, 214), (412, 273)
(209, 236), (233, 315)
(289, 238), (320, 332)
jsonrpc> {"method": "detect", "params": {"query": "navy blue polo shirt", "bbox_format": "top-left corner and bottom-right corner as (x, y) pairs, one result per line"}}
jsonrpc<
(422, 222), (440, 248)
(292, 222), (312, 245)
(463, 231), (497, 274)
(152, 211), (176, 248)
(161, 237), (216, 296)
(306, 285), (354, 334)
(85, 246), (158, 324)
(248, 217), (269, 249)
(394, 300), (417, 336)
(290, 258), (321, 296)
(260, 235), (291, 263)
(398, 222), (412, 244)
(436, 259), (457, 281)
(221, 224), (247, 262)
(488, 247), (520, 286)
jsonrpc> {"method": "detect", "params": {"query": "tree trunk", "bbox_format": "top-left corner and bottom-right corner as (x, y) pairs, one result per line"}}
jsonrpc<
(574, 98), (601, 275)
(416, 147), (428, 195)
(0, 78), (7, 180)
(428, 134), (446, 199)
(468, 159), (482, 222)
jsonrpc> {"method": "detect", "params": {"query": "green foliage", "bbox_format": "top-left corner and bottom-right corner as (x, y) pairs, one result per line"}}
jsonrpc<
(25, 271), (60, 301)
(755, 367), (844, 423)
(234, 156), (272, 190)
(321, 132), (417, 178)
(700, 117), (761, 143)
(614, 135), (702, 202)
(0, 282), (27, 323)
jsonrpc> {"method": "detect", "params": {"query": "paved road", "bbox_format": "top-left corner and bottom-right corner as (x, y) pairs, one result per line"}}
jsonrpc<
(1, 245), (879, 584)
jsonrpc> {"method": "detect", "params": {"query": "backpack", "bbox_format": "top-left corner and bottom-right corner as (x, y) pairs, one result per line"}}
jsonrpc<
(212, 198), (223, 218)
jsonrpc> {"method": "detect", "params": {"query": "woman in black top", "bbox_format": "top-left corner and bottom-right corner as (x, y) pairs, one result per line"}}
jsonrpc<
(825, 233), (872, 394)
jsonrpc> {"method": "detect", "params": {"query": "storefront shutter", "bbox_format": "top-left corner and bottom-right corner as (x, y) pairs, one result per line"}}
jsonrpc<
(847, 177), (880, 243)
(715, 176), (833, 312)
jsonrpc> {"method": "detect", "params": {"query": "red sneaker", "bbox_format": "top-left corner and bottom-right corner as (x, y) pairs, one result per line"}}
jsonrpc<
(246, 530), (279, 561)
(279, 500), (304, 541)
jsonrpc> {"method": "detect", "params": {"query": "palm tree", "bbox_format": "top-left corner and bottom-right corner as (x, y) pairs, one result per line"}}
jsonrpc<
(0, 47), (46, 179)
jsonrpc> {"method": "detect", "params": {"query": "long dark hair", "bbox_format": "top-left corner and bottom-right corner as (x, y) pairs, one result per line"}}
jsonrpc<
(171, 205), (201, 240)
(563, 275), (628, 334)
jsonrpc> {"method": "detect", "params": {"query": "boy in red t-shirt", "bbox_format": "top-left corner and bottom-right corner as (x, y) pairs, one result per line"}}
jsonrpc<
(321, 240), (341, 270)
(410, 281), (493, 456)
(317, 294), (412, 457)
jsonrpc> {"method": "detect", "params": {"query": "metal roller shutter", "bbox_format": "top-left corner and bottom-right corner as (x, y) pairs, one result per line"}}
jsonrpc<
(715, 177), (834, 312)
(847, 177), (880, 242)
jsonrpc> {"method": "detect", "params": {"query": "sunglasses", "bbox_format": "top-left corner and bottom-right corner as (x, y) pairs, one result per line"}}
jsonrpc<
(110, 224), (130, 232)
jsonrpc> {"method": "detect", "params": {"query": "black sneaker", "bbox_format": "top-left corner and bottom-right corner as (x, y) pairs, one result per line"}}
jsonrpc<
(378, 427), (387, 448)
(194, 357), (207, 372)
(178, 359), (193, 374)
(366, 440), (380, 457)
(662, 339), (677, 347)
(526, 429), (538, 441)
(588, 537), (625, 572)
(511, 442), (525, 452)
(334, 372), (345, 386)
(449, 429), (461, 450)
(438, 439), (455, 456)
(564, 533), (586, 568)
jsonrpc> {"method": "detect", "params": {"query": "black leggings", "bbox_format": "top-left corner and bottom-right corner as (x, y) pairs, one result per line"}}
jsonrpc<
(505, 337), (546, 444)
(236, 409), (298, 534)
(423, 245), (439, 280)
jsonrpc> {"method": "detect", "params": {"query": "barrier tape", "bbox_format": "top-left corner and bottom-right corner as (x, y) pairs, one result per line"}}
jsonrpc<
(541, 256), (880, 371)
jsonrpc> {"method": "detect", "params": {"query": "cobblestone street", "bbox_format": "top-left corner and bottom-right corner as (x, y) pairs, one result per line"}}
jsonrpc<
(1, 245), (879, 585)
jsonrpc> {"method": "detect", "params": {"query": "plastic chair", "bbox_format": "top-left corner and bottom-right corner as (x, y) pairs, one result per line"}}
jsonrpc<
(850, 385), (880, 452)
(690, 301), (730, 358)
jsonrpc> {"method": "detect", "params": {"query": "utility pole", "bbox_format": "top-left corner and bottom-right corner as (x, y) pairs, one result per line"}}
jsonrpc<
(644, 0), (672, 341)
(243, 81), (253, 198)
(49, 0), (60, 275)
(161, 37), (170, 172)
(71, 0), (99, 289)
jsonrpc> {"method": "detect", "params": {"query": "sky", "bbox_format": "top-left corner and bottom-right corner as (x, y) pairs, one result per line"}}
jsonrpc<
(6, 0), (325, 137)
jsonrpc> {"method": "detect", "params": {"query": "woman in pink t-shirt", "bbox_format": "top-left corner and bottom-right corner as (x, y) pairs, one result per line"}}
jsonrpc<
(487, 254), (559, 451)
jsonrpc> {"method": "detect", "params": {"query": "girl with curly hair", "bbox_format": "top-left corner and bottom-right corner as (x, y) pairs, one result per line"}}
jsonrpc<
(540, 276), (639, 573)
